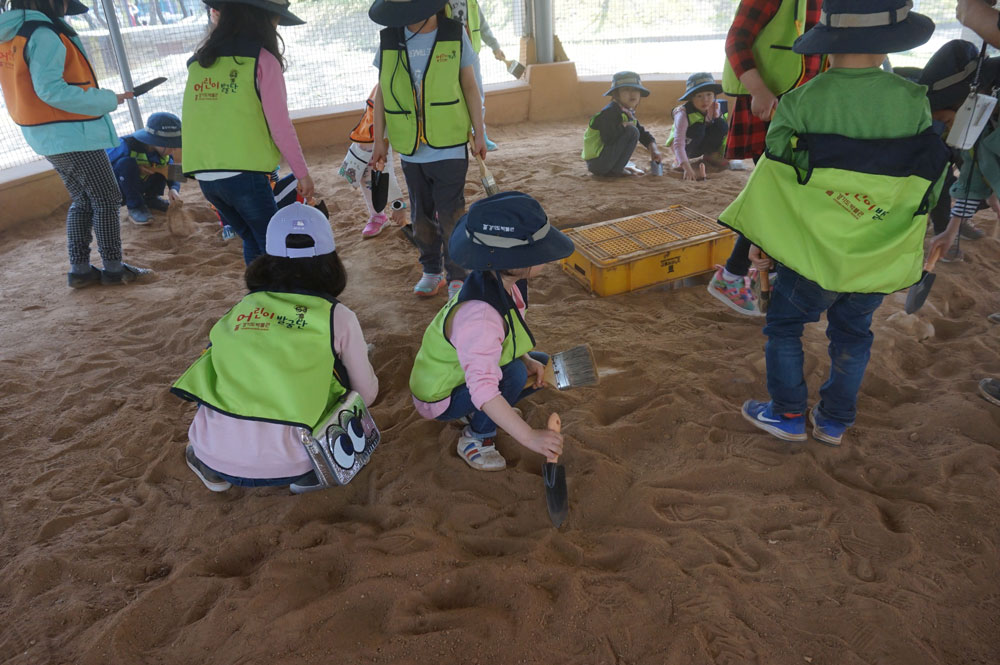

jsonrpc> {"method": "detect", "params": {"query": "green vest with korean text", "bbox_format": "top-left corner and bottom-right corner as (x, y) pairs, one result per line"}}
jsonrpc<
(718, 131), (949, 294)
(410, 272), (534, 404)
(581, 106), (634, 161)
(171, 291), (349, 430)
(721, 0), (808, 97)
(181, 41), (281, 176)
(378, 17), (470, 156)
(445, 0), (482, 52)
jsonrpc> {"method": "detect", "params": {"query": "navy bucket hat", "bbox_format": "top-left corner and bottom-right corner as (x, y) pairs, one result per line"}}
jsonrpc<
(449, 192), (575, 271)
(203, 0), (305, 26)
(369, 0), (448, 28)
(918, 40), (1000, 111)
(679, 72), (722, 101)
(134, 112), (182, 148)
(604, 71), (650, 98)
(793, 0), (934, 56)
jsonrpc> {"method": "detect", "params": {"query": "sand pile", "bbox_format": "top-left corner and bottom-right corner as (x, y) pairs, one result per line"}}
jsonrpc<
(0, 120), (998, 665)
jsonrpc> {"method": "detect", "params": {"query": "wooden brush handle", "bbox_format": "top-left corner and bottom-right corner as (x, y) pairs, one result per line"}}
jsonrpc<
(524, 359), (556, 389)
(924, 245), (944, 272)
(547, 413), (561, 463)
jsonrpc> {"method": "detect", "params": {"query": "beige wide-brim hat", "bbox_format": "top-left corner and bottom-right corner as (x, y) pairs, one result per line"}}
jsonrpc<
(204, 0), (305, 26)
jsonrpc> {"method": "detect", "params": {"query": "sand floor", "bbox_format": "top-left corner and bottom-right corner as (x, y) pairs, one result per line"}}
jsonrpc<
(0, 120), (998, 665)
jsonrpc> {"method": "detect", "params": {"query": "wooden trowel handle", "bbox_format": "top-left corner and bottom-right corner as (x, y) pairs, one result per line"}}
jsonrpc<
(924, 245), (944, 272)
(759, 269), (770, 293)
(547, 413), (561, 464)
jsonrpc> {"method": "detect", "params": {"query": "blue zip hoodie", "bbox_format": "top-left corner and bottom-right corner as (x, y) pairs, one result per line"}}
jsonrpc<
(0, 9), (118, 156)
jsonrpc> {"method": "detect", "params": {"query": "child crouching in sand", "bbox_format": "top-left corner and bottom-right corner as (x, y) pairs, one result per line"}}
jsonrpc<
(409, 192), (571, 470)
(172, 204), (378, 494)
(666, 72), (729, 180)
(582, 71), (662, 176)
(719, 0), (948, 446)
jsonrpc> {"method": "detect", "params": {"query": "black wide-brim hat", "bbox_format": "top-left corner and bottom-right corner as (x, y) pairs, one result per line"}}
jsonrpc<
(369, 0), (448, 28)
(134, 112), (182, 148)
(604, 71), (651, 98)
(679, 72), (723, 101)
(66, 0), (89, 15)
(449, 191), (575, 271)
(793, 0), (934, 55)
(919, 40), (1000, 111)
(204, 0), (304, 26)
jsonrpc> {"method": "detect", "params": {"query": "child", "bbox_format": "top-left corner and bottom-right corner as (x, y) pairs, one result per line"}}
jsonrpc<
(106, 111), (182, 225)
(409, 191), (570, 471)
(666, 72), (729, 180)
(709, 0), (823, 316)
(718, 0), (947, 446)
(0, 0), (151, 287)
(182, 0), (315, 266)
(172, 203), (378, 494)
(369, 0), (486, 300)
(582, 71), (662, 177)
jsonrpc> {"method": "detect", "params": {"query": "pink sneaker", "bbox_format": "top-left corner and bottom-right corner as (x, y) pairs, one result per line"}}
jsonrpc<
(706, 265), (761, 316)
(362, 213), (389, 238)
(447, 279), (464, 299)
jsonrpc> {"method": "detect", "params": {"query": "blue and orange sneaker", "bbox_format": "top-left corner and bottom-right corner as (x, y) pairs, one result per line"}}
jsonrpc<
(741, 399), (807, 442)
(809, 405), (847, 447)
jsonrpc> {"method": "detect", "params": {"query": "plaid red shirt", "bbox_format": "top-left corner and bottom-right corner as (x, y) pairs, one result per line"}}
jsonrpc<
(724, 0), (822, 159)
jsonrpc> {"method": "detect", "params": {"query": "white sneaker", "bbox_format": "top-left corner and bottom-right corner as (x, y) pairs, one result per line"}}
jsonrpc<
(456, 427), (506, 471)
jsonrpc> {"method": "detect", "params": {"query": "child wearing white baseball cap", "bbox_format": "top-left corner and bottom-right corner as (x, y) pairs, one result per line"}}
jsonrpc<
(172, 203), (379, 494)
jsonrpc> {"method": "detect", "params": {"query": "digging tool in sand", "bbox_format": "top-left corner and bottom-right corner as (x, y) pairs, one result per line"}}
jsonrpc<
(543, 412), (567, 528)
(904, 246), (944, 315)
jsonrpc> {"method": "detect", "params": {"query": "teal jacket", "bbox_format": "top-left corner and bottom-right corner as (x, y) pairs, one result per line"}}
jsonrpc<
(0, 9), (118, 156)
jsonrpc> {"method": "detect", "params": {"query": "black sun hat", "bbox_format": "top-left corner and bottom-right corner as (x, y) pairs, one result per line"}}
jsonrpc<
(203, 0), (304, 26)
(918, 40), (1000, 111)
(449, 192), (575, 271)
(793, 0), (934, 56)
(368, 0), (448, 28)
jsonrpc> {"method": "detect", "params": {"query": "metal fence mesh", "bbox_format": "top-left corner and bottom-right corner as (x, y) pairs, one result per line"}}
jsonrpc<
(0, 0), (986, 171)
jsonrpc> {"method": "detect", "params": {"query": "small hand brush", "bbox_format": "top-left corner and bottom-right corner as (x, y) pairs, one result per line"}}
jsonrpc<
(526, 344), (599, 390)
(469, 133), (500, 195)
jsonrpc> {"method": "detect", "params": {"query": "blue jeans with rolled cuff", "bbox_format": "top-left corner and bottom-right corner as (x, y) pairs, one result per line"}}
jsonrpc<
(763, 266), (884, 426)
(436, 351), (550, 437)
(198, 172), (278, 265)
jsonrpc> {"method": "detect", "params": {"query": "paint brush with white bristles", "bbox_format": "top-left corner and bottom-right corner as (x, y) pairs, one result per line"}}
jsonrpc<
(526, 344), (599, 390)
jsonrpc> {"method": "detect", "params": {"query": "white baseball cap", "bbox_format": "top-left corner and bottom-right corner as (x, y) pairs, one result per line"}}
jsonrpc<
(265, 203), (336, 259)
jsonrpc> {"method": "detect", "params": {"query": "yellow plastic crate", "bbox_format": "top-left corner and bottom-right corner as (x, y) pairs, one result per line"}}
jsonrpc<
(560, 205), (735, 296)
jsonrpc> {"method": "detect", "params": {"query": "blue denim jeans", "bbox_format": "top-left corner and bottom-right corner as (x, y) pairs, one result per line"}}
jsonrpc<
(198, 172), (278, 265)
(209, 465), (311, 488)
(764, 266), (884, 425)
(437, 350), (549, 437)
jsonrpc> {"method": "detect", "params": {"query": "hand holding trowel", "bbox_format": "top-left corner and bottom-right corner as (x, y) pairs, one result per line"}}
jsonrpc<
(749, 245), (773, 314)
(543, 412), (568, 528)
(904, 246), (944, 314)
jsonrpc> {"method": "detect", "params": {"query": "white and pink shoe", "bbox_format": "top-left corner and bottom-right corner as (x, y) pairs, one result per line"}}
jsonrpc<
(362, 213), (389, 239)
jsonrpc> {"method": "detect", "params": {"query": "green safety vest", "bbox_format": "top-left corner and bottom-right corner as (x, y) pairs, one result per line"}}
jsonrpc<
(718, 131), (949, 294)
(181, 42), (282, 176)
(445, 0), (482, 52)
(379, 18), (471, 156)
(721, 0), (808, 97)
(581, 106), (634, 161)
(410, 273), (535, 404)
(171, 290), (349, 430)
(665, 101), (729, 148)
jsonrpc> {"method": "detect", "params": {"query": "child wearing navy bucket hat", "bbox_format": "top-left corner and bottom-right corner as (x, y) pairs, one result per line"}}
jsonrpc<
(581, 71), (662, 176)
(409, 192), (572, 471)
(718, 0), (948, 447)
(666, 72), (729, 180)
(106, 111), (183, 225)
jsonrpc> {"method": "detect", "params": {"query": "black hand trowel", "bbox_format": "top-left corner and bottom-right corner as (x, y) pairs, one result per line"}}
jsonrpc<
(132, 77), (166, 97)
(370, 169), (389, 213)
(543, 412), (568, 528)
(904, 246), (943, 314)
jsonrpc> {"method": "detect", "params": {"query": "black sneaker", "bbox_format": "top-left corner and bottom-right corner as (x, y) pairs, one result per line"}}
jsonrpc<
(67, 265), (101, 289)
(144, 196), (170, 212)
(101, 262), (153, 285)
(185, 445), (232, 492)
(290, 471), (324, 494)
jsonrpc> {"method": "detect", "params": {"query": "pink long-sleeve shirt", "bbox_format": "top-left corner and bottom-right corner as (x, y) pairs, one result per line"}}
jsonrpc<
(413, 284), (527, 419)
(257, 49), (308, 179)
(671, 101), (723, 167)
(189, 304), (378, 479)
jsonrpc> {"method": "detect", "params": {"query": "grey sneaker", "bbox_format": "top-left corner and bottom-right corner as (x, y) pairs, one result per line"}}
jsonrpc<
(290, 471), (324, 494)
(67, 265), (101, 289)
(102, 262), (153, 285)
(979, 378), (1000, 407)
(959, 219), (985, 240)
(185, 445), (231, 492)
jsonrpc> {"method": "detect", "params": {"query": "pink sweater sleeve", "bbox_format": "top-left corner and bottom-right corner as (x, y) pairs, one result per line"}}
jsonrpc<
(256, 49), (309, 180)
(450, 301), (506, 409)
(672, 106), (690, 166)
(333, 304), (379, 406)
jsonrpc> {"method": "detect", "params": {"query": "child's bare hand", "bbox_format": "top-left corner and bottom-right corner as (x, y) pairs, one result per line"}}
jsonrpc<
(493, 49), (506, 61)
(371, 140), (388, 172)
(297, 174), (315, 201)
(472, 134), (487, 160)
(521, 428), (563, 460)
(749, 245), (773, 271)
(115, 91), (134, 105)
(167, 189), (182, 203)
(523, 355), (546, 388)
(681, 163), (697, 180)
(750, 89), (777, 121)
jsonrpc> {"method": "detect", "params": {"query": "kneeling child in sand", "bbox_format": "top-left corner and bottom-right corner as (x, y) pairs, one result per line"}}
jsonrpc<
(582, 71), (662, 176)
(666, 72), (730, 180)
(409, 192), (570, 471)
